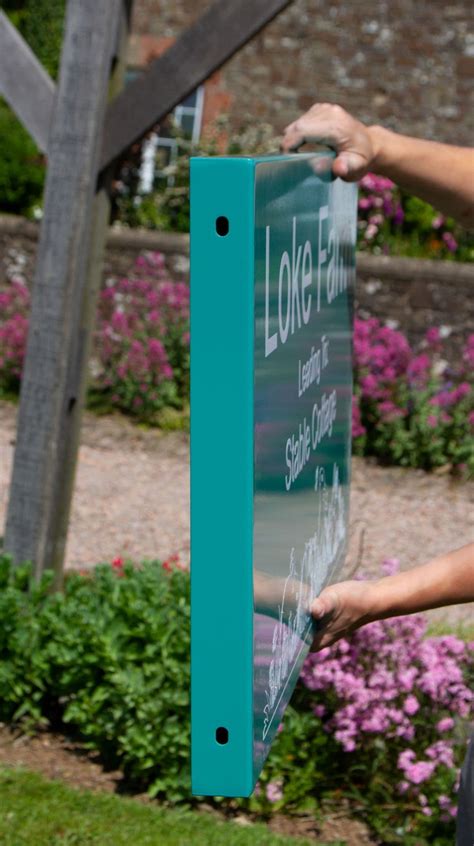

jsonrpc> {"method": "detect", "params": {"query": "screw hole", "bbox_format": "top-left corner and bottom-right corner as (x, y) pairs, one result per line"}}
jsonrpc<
(216, 726), (229, 745)
(215, 216), (229, 236)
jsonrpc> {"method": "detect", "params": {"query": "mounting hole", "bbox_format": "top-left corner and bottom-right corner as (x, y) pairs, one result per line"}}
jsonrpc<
(215, 727), (229, 745)
(215, 216), (229, 236)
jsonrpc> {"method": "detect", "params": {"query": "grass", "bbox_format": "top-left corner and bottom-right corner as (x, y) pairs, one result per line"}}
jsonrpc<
(0, 768), (340, 846)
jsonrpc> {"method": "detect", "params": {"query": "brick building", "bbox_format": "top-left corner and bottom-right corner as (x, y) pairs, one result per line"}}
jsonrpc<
(131, 0), (474, 147)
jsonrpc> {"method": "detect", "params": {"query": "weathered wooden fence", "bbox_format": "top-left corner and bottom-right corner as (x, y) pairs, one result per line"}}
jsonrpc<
(0, 0), (294, 585)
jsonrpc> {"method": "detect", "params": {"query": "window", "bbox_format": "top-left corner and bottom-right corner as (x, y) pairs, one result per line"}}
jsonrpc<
(138, 85), (205, 193)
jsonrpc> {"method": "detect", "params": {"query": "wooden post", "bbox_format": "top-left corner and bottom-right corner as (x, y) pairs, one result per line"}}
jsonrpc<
(4, 0), (128, 584)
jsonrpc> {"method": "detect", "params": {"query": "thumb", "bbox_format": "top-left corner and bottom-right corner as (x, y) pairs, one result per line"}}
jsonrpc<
(333, 152), (364, 181)
(311, 589), (339, 619)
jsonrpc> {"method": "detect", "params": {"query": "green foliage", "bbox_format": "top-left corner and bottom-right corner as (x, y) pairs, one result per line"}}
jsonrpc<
(21, 0), (66, 80)
(0, 556), (190, 801)
(0, 101), (44, 216)
(0, 769), (324, 846)
(0, 554), (470, 846)
(0, 2), (66, 217)
(357, 174), (473, 262)
(1, 1), (28, 32)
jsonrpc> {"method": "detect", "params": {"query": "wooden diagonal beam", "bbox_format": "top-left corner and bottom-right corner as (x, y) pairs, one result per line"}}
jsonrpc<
(0, 10), (55, 153)
(101, 0), (293, 170)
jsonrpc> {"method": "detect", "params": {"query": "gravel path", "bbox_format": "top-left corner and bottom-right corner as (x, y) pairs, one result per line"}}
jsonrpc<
(1, 400), (472, 626)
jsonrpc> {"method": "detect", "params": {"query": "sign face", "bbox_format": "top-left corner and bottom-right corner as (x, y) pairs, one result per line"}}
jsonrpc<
(191, 154), (357, 798)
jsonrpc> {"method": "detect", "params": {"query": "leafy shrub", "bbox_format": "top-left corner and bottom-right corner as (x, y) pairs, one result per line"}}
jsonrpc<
(21, 0), (65, 80)
(0, 101), (45, 217)
(353, 319), (474, 475)
(0, 2), (65, 217)
(0, 553), (471, 845)
(0, 555), (190, 801)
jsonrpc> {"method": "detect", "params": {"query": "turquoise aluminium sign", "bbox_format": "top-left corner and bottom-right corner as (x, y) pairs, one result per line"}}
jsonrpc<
(191, 153), (357, 798)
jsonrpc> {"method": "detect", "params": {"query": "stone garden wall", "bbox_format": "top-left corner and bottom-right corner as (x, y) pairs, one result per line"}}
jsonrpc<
(132, 0), (474, 147)
(1, 214), (472, 357)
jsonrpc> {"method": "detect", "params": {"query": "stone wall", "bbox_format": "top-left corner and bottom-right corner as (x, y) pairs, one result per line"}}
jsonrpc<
(131, 0), (474, 147)
(1, 215), (472, 358)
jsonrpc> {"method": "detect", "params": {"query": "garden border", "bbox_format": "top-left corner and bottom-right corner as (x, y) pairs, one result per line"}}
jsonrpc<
(1, 213), (473, 354)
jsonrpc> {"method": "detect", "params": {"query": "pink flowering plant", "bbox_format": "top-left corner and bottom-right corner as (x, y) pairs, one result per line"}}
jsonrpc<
(353, 319), (474, 476)
(0, 252), (190, 422)
(1, 264), (472, 463)
(242, 564), (473, 844)
(358, 174), (473, 261)
(90, 251), (190, 421)
(0, 279), (30, 396)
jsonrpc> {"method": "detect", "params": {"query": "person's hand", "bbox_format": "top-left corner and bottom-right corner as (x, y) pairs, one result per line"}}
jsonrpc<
(309, 579), (377, 651)
(281, 103), (377, 182)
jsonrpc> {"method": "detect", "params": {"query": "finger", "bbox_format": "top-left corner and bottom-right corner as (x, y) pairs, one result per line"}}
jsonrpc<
(282, 114), (336, 151)
(333, 155), (349, 178)
(309, 629), (338, 652)
(281, 127), (306, 153)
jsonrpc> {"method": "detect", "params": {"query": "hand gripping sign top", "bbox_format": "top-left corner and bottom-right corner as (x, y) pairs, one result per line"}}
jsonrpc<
(191, 153), (357, 797)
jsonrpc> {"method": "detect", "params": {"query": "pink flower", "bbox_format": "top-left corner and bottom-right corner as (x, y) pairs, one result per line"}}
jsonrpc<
(453, 382), (470, 401)
(426, 740), (454, 768)
(407, 353), (431, 381)
(405, 761), (436, 785)
(265, 780), (283, 802)
(404, 695), (419, 715)
(442, 231), (458, 252)
(360, 374), (379, 397)
(437, 717), (454, 733)
(378, 400), (404, 421)
(425, 327), (441, 345)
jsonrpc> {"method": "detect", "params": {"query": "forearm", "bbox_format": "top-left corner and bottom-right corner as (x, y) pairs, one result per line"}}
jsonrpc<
(369, 125), (474, 228)
(367, 543), (474, 620)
